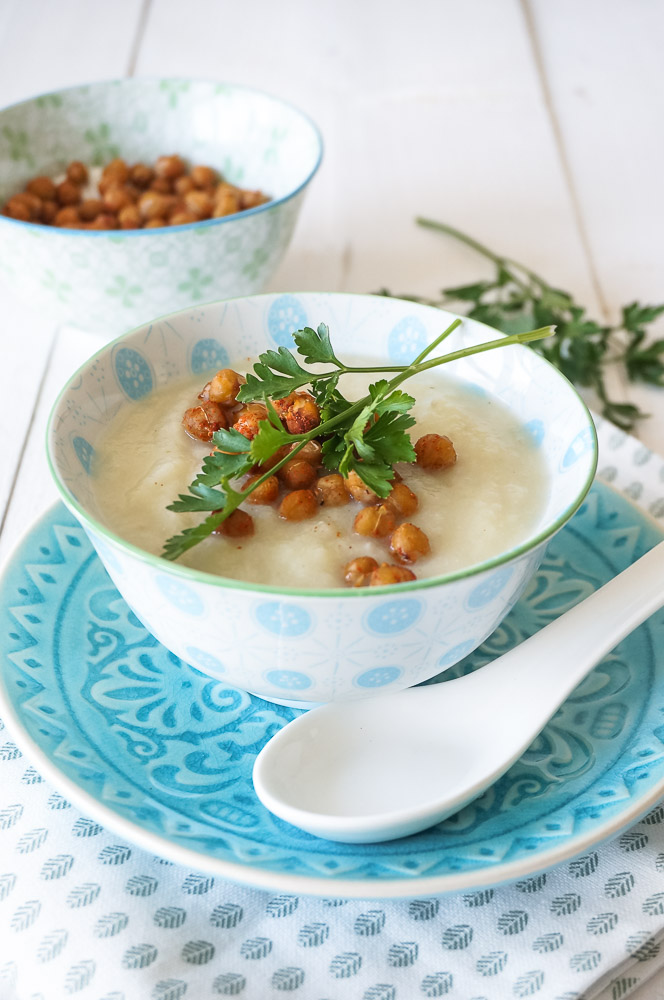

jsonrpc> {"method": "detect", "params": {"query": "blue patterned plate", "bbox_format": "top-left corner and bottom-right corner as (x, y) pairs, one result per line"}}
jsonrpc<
(1, 483), (663, 899)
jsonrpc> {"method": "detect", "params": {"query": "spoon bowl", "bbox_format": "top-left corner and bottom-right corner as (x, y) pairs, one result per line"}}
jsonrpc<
(254, 539), (664, 843)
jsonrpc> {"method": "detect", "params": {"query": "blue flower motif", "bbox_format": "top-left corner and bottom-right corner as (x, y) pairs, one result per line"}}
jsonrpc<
(354, 666), (402, 689)
(465, 567), (513, 610)
(438, 640), (477, 669)
(190, 338), (229, 375)
(524, 419), (545, 447)
(387, 316), (428, 364)
(155, 576), (204, 616)
(562, 427), (594, 469)
(114, 347), (153, 400)
(267, 295), (308, 347)
(185, 647), (225, 675)
(365, 599), (422, 635)
(255, 602), (312, 637)
(265, 670), (313, 691)
(72, 436), (94, 474)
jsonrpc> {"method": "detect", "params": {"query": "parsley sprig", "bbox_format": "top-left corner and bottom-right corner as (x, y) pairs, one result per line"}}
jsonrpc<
(162, 318), (553, 561)
(378, 218), (664, 431)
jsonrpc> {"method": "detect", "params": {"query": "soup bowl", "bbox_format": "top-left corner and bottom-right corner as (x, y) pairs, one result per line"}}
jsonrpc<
(47, 292), (597, 705)
(0, 79), (322, 335)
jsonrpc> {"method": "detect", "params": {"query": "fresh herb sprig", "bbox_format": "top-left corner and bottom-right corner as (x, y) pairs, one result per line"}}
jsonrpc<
(162, 319), (553, 561)
(378, 218), (664, 431)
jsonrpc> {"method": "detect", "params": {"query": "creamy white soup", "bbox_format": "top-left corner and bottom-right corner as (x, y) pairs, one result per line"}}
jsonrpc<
(92, 365), (548, 588)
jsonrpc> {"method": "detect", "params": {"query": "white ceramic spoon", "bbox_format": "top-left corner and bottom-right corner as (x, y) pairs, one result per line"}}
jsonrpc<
(253, 540), (664, 843)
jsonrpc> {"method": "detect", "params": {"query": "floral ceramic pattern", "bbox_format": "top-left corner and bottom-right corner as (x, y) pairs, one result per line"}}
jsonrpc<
(0, 477), (662, 896)
(0, 80), (322, 334)
(47, 293), (597, 704)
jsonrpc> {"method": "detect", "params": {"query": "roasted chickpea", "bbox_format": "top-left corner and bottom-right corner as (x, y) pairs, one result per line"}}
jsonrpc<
(414, 433), (457, 470)
(207, 368), (245, 405)
(292, 440), (322, 466)
(273, 391), (321, 435)
(78, 198), (104, 222)
(214, 509), (254, 538)
(344, 556), (378, 587)
(54, 205), (81, 227)
(86, 213), (118, 230)
(138, 191), (171, 221)
(213, 186), (240, 217)
(344, 469), (379, 505)
(40, 200), (58, 224)
(66, 161), (88, 185)
(56, 180), (81, 206)
(174, 175), (195, 196)
(130, 163), (155, 188)
(26, 176), (57, 201)
(23, 191), (45, 218)
(144, 217), (167, 228)
(191, 165), (217, 189)
(390, 523), (431, 563)
(240, 189), (268, 210)
(117, 204), (142, 229)
(101, 158), (130, 186)
(386, 481), (419, 518)
(3, 196), (31, 221)
(169, 210), (199, 226)
(183, 401), (227, 441)
(243, 474), (279, 505)
(103, 185), (135, 213)
(184, 189), (213, 219)
(316, 474), (350, 507)
(370, 563), (417, 586)
(233, 403), (268, 440)
(279, 489), (318, 521)
(278, 459), (316, 490)
(149, 175), (174, 195)
(155, 154), (186, 179)
(354, 504), (396, 538)
(254, 444), (291, 472)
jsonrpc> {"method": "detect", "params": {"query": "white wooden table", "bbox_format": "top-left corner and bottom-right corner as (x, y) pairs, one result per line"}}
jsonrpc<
(0, 2), (662, 997)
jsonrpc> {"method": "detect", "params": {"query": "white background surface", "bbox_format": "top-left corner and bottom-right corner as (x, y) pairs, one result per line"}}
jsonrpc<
(0, 1), (662, 997)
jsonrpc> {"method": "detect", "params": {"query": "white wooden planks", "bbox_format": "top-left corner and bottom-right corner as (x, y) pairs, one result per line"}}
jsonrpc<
(135, 0), (601, 308)
(528, 0), (664, 448)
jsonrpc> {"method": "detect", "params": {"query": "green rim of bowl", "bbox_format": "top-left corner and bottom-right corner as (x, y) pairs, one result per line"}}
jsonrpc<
(46, 292), (599, 598)
(0, 77), (323, 238)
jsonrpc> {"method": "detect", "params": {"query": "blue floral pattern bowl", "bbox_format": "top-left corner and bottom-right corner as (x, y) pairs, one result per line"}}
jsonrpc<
(46, 293), (597, 704)
(0, 79), (322, 334)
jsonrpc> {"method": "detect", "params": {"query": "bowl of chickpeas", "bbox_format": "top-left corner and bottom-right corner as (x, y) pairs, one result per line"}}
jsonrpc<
(47, 291), (597, 705)
(0, 79), (322, 335)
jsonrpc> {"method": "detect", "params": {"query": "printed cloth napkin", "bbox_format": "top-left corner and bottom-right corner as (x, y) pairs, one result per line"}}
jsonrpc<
(1, 731), (664, 1000)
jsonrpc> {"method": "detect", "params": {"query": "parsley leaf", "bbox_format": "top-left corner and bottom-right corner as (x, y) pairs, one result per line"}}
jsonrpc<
(379, 217), (664, 431)
(237, 346), (311, 402)
(293, 323), (341, 366)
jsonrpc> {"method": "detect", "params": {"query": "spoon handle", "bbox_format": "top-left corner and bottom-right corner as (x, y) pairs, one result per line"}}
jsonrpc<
(459, 539), (664, 719)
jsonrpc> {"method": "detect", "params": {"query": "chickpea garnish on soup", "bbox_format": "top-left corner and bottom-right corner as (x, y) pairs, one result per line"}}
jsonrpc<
(123, 318), (550, 587)
(92, 318), (553, 589)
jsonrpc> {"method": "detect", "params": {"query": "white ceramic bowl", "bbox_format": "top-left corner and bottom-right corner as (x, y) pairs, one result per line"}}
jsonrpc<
(47, 292), (597, 705)
(0, 79), (321, 335)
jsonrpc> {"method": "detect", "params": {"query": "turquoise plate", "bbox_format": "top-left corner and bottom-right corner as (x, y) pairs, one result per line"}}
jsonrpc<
(1, 483), (663, 899)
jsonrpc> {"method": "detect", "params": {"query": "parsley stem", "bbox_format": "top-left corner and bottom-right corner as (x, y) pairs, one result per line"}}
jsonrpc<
(287, 325), (553, 444)
(416, 217), (536, 297)
(411, 318), (462, 365)
(406, 326), (554, 378)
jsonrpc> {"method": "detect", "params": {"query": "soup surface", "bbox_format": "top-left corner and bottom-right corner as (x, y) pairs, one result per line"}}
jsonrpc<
(92, 365), (548, 588)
